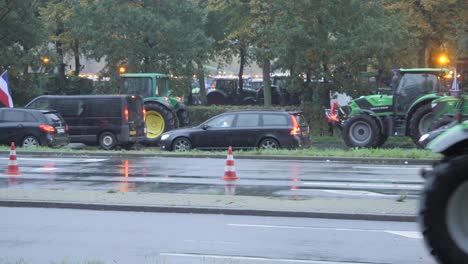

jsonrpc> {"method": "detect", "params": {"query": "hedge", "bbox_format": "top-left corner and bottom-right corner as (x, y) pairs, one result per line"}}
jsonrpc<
(187, 104), (334, 136)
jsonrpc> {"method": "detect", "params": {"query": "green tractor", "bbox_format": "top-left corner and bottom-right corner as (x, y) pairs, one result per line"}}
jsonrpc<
(327, 68), (452, 148)
(430, 95), (468, 129)
(120, 73), (189, 144)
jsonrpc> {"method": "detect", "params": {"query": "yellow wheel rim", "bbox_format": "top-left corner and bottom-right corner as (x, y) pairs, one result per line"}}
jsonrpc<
(146, 111), (165, 138)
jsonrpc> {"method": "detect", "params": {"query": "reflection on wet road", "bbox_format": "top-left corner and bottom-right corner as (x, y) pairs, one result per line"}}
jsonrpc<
(0, 155), (428, 199)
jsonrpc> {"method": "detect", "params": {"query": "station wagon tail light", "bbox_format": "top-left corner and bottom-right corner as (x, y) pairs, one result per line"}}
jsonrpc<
(124, 107), (129, 122)
(290, 115), (301, 135)
(39, 125), (55, 133)
(65, 124), (69, 132)
(142, 107), (146, 121)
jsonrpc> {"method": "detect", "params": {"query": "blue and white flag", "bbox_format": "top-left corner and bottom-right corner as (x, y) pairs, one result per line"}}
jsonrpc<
(0, 70), (14, 108)
(451, 69), (460, 91)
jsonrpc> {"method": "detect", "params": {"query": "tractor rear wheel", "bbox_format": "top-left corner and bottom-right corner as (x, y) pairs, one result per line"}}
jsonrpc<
(420, 154), (468, 264)
(144, 102), (175, 144)
(409, 104), (434, 147)
(343, 114), (383, 148)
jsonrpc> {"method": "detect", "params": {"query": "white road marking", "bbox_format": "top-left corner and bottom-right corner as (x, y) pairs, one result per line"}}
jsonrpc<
(384, 231), (423, 239)
(31, 167), (58, 172)
(322, 190), (387, 197)
(159, 253), (372, 264)
(352, 166), (426, 170)
(227, 224), (422, 239)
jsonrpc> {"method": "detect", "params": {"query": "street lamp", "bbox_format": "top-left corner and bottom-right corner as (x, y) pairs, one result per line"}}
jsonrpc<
(41, 56), (50, 65)
(438, 55), (449, 65)
(119, 66), (127, 74)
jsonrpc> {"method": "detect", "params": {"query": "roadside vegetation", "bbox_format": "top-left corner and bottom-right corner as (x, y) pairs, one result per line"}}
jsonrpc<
(0, 142), (440, 160)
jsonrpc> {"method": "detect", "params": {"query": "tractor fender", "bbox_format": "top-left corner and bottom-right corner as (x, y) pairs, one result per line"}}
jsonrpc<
(206, 89), (228, 98)
(428, 122), (468, 154)
(354, 109), (386, 135)
(144, 98), (173, 111)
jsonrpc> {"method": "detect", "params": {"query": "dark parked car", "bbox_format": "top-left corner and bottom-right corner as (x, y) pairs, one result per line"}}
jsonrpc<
(160, 110), (311, 151)
(0, 108), (69, 147)
(26, 95), (146, 150)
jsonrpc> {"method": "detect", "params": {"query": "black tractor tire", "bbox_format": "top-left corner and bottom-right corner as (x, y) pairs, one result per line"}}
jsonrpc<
(409, 104), (434, 147)
(343, 114), (383, 148)
(375, 133), (389, 148)
(177, 110), (190, 127)
(99, 131), (117, 150)
(207, 92), (226, 105)
(144, 102), (175, 144)
(420, 154), (468, 264)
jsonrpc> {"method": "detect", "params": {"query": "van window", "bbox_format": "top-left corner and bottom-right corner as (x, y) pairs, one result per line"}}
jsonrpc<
(87, 98), (121, 117)
(262, 114), (288, 126)
(126, 97), (143, 121)
(28, 98), (51, 109)
(236, 114), (259, 127)
(55, 99), (81, 117)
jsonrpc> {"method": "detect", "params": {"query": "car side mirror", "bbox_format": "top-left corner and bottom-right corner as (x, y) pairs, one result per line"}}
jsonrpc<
(202, 124), (209, 130)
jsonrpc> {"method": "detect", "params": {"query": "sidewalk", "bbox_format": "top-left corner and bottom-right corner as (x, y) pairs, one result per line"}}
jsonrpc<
(0, 188), (418, 222)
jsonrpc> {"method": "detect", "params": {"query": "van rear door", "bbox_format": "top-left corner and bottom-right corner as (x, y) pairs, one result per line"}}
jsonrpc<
(125, 95), (145, 137)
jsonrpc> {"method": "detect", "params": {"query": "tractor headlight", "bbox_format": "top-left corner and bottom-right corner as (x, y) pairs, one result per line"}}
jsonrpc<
(161, 133), (170, 141)
(419, 133), (430, 143)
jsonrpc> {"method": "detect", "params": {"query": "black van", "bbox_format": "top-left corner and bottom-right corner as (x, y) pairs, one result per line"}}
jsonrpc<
(26, 95), (146, 149)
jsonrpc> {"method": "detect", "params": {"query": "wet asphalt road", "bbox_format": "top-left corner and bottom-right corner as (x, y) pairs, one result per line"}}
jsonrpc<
(0, 155), (428, 199)
(0, 207), (435, 264)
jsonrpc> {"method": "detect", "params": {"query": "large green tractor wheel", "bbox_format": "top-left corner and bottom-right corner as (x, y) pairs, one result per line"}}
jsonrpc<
(409, 104), (434, 147)
(343, 114), (383, 148)
(144, 102), (175, 144)
(177, 110), (190, 127)
(420, 154), (468, 264)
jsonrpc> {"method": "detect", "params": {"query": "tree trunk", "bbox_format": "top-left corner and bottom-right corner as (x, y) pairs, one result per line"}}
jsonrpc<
(196, 60), (207, 105)
(238, 43), (247, 92)
(418, 40), (428, 67)
(55, 22), (66, 93)
(262, 59), (271, 107)
(73, 39), (81, 76)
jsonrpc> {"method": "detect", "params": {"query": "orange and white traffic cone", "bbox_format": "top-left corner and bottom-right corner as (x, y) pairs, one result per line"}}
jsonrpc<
(222, 146), (238, 181)
(7, 142), (20, 175)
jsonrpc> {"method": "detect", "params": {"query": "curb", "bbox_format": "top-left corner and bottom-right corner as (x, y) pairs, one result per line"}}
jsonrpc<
(0, 150), (435, 165)
(0, 199), (417, 222)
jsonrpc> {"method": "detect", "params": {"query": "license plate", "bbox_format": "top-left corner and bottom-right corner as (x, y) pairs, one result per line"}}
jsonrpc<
(130, 130), (137, 135)
(57, 128), (65, 133)
(302, 131), (307, 136)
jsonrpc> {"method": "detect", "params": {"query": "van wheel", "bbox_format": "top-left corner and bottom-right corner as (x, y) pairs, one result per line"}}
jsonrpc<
(99, 132), (116, 150)
(22, 136), (40, 148)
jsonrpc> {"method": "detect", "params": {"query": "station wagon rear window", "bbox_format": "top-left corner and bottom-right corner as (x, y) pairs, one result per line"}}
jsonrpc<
(262, 114), (288, 126)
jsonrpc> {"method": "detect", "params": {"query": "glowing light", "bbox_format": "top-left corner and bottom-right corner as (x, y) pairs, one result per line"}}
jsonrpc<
(119, 66), (126, 73)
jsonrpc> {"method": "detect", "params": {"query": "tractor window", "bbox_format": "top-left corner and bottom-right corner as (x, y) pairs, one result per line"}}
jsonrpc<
(156, 77), (168, 97)
(396, 73), (440, 96)
(123, 78), (153, 98)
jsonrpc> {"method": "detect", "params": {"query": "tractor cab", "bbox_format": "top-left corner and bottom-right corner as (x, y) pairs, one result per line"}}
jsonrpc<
(121, 73), (170, 98)
(393, 68), (450, 116)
